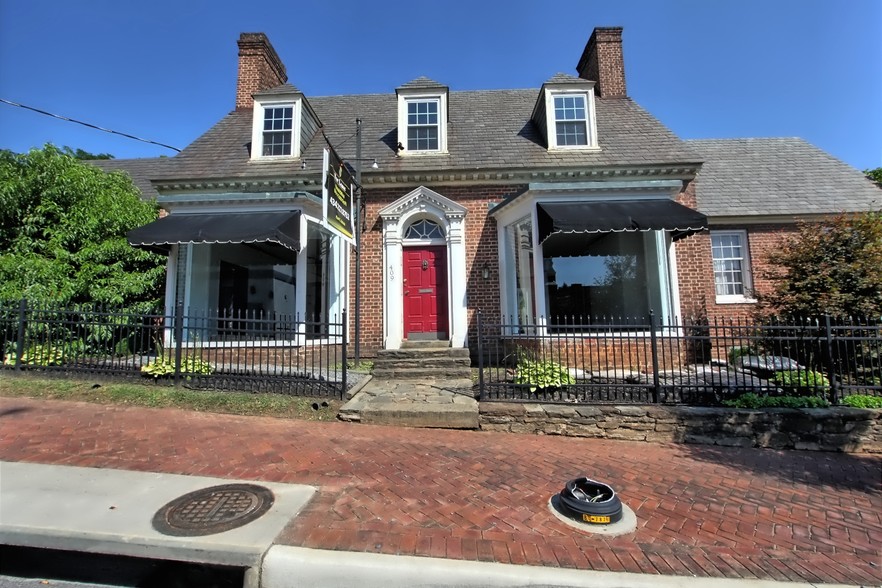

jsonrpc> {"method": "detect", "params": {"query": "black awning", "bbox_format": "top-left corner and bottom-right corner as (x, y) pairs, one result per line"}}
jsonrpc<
(127, 211), (302, 254)
(537, 200), (707, 245)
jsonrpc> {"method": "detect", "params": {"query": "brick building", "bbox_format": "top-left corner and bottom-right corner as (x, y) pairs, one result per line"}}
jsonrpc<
(115, 28), (880, 356)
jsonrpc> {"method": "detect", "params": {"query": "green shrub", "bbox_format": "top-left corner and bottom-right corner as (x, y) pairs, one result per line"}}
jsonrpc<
(840, 394), (882, 409)
(140, 355), (214, 378)
(771, 369), (830, 393)
(3, 341), (83, 366)
(514, 358), (574, 392)
(723, 393), (830, 409)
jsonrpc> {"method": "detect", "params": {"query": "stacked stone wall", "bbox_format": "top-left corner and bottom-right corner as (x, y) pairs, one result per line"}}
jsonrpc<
(480, 403), (882, 453)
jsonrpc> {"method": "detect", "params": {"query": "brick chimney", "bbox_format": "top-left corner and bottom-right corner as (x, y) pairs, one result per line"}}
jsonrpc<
(236, 33), (287, 110)
(576, 27), (626, 98)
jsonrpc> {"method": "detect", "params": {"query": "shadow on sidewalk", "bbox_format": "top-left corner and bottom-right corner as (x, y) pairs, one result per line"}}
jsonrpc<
(675, 443), (882, 492)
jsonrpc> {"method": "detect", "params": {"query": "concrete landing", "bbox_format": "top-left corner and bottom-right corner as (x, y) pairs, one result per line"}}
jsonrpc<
(0, 461), (315, 570)
(338, 377), (478, 429)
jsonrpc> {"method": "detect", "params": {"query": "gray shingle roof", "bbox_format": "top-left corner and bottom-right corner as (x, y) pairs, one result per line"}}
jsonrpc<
(148, 89), (700, 184)
(544, 73), (591, 85)
(688, 138), (881, 217)
(89, 157), (173, 200)
(254, 83), (302, 96)
(396, 77), (447, 90)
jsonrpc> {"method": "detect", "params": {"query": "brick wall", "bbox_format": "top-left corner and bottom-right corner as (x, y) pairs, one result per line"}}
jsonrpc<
(687, 223), (798, 323)
(351, 184), (524, 356)
(673, 180), (716, 318)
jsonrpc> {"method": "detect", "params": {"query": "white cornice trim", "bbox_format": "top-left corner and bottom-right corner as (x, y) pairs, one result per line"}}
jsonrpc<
(152, 165), (701, 195)
(707, 214), (840, 225)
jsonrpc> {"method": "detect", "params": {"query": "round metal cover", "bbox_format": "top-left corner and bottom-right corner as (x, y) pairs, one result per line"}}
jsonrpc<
(152, 483), (274, 536)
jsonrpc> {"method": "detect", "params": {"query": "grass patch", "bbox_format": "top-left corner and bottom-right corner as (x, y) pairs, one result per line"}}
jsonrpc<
(0, 374), (341, 420)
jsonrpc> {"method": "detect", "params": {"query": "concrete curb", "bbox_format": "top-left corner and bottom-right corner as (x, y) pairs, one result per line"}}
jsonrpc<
(260, 546), (860, 588)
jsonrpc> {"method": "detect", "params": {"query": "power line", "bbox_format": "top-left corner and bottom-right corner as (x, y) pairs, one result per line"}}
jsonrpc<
(0, 98), (182, 153)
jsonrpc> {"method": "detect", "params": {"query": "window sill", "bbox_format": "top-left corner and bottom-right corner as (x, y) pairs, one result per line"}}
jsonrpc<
(398, 150), (448, 156)
(251, 155), (298, 162)
(548, 145), (601, 152)
(715, 296), (757, 305)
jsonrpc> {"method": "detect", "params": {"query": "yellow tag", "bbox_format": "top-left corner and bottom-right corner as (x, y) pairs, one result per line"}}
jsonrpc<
(582, 514), (610, 524)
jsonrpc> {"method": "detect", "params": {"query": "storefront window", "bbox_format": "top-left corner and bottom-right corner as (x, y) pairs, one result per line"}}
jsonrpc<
(542, 232), (662, 321)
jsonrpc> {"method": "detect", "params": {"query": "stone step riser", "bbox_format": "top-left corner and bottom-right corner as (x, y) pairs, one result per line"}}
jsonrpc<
(376, 350), (470, 360)
(372, 368), (472, 379)
(373, 358), (471, 369)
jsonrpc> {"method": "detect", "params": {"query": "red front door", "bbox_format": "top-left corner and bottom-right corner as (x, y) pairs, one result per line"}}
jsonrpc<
(403, 246), (448, 339)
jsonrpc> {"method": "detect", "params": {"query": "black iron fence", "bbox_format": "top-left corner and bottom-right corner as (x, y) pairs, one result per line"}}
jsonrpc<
(476, 312), (882, 405)
(1, 300), (348, 398)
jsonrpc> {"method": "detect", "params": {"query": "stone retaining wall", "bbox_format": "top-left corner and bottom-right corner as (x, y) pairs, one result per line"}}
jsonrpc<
(479, 403), (882, 453)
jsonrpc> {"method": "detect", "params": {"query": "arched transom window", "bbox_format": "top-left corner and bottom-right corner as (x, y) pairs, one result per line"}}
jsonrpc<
(405, 219), (445, 239)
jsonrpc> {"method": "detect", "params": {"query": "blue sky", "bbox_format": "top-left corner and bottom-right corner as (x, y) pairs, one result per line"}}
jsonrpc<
(1, 0), (880, 170)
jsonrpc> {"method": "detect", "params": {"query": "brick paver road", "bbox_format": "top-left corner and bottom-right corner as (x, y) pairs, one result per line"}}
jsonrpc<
(1, 396), (880, 585)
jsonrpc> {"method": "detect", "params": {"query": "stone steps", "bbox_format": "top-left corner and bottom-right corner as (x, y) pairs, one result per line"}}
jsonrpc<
(338, 377), (478, 429)
(372, 345), (472, 380)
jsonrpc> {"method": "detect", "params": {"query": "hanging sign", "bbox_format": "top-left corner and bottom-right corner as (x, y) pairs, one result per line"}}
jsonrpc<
(322, 147), (356, 245)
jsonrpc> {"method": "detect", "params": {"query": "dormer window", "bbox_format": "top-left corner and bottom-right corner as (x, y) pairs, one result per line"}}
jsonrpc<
(262, 105), (293, 156)
(396, 77), (449, 155)
(554, 95), (588, 146)
(407, 99), (440, 151)
(532, 74), (599, 151)
(250, 84), (321, 161)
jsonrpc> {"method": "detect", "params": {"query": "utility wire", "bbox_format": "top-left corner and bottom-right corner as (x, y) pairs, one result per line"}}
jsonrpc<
(1, 98), (182, 153)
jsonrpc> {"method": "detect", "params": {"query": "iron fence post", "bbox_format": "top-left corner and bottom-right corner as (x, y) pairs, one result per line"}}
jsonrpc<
(477, 310), (485, 400)
(14, 298), (27, 370)
(649, 311), (660, 403)
(173, 300), (184, 386)
(823, 314), (839, 403)
(341, 310), (348, 399)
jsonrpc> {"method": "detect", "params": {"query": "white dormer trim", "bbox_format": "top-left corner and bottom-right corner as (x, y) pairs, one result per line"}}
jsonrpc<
(542, 84), (599, 151)
(250, 95), (302, 160)
(396, 91), (449, 156)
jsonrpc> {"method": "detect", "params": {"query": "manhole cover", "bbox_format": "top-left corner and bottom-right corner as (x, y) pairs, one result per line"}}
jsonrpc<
(152, 484), (274, 536)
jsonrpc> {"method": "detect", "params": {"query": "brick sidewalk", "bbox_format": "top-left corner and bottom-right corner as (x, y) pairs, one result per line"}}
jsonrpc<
(1, 396), (880, 585)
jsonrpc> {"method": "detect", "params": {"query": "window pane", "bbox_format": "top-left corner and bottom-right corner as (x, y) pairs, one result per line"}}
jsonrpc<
(405, 219), (444, 239)
(263, 131), (292, 156)
(407, 100), (440, 150)
(556, 121), (587, 146)
(554, 95), (586, 121)
(711, 233), (748, 296)
(543, 232), (660, 322)
(408, 126), (439, 151)
(505, 217), (535, 326)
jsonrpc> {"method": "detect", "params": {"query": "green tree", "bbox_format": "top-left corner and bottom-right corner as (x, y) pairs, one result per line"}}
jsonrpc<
(0, 144), (164, 308)
(864, 167), (882, 185)
(62, 146), (114, 161)
(757, 211), (882, 318)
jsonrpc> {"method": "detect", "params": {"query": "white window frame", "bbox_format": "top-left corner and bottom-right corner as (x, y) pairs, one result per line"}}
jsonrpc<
(251, 98), (301, 160)
(397, 93), (448, 155)
(711, 230), (755, 304)
(545, 89), (598, 151)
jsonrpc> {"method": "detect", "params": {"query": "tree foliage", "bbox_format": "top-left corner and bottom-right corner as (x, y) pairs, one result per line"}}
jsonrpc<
(0, 144), (165, 308)
(62, 146), (114, 161)
(757, 211), (882, 318)
(865, 167), (882, 185)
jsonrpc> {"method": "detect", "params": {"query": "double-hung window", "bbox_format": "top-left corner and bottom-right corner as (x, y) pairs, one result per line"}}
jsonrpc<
(406, 99), (440, 151)
(554, 95), (588, 146)
(262, 105), (293, 156)
(711, 230), (753, 301)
